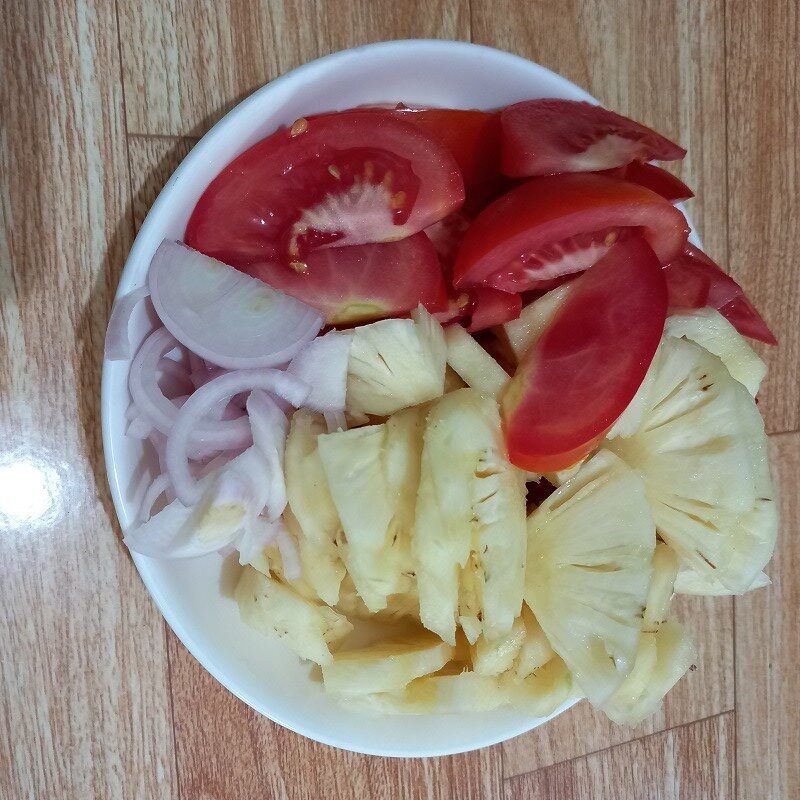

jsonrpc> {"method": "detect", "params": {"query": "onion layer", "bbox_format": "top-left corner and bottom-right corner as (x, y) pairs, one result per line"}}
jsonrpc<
(148, 240), (323, 369)
(165, 369), (309, 506)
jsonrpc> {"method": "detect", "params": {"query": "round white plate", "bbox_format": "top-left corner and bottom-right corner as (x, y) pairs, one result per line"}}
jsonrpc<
(103, 39), (629, 757)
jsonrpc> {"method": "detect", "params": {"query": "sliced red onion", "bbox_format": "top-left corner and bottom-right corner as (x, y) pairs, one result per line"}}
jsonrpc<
(127, 413), (153, 440)
(157, 358), (193, 397)
(129, 328), (253, 450)
(125, 448), (271, 559)
(247, 390), (289, 519)
(287, 331), (352, 412)
(148, 240), (323, 369)
(139, 473), (172, 522)
(165, 369), (309, 506)
(324, 410), (347, 433)
(237, 515), (281, 566)
(275, 521), (302, 580)
(105, 286), (150, 360)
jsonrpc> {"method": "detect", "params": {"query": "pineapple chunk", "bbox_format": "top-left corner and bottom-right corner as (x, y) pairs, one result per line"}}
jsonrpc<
(284, 410), (345, 605)
(643, 542), (679, 633)
(602, 621), (697, 725)
(321, 630), (453, 695)
(414, 389), (526, 645)
(665, 308), (766, 397)
(444, 325), (509, 398)
(318, 406), (425, 612)
(502, 283), (571, 362)
(501, 656), (575, 717)
(346, 305), (446, 417)
(335, 574), (420, 621)
(472, 615), (526, 676)
(473, 440), (528, 640)
(235, 566), (352, 666)
(347, 671), (505, 714)
(458, 551), (483, 645)
(525, 450), (655, 707)
(606, 336), (778, 594)
(514, 603), (555, 680)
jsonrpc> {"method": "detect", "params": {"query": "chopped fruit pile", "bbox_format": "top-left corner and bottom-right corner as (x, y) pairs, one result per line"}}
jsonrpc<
(108, 96), (778, 724)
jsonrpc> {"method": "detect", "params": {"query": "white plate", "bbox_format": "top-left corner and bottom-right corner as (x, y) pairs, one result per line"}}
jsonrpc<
(103, 39), (637, 757)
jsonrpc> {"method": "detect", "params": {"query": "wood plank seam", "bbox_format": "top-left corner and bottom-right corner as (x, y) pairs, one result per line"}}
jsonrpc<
(506, 710), (732, 781)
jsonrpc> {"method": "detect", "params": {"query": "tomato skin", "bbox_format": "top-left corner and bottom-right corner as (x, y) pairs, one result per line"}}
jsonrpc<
(502, 235), (667, 472)
(467, 287), (521, 332)
(186, 110), (464, 268)
(663, 245), (777, 344)
(501, 99), (686, 177)
(241, 233), (447, 325)
(394, 108), (502, 186)
(500, 98), (686, 177)
(453, 173), (689, 291)
(602, 162), (693, 202)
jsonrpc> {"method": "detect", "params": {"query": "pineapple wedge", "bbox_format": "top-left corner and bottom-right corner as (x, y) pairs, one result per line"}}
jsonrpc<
(414, 388), (527, 645)
(514, 603), (555, 680)
(235, 565), (352, 666)
(502, 283), (571, 362)
(643, 542), (679, 633)
(525, 450), (655, 707)
(501, 655), (575, 717)
(348, 671), (505, 714)
(284, 410), (346, 605)
(606, 335), (778, 595)
(318, 405), (425, 612)
(472, 615), (526, 676)
(346, 305), (446, 417)
(602, 621), (697, 725)
(321, 630), (453, 695)
(444, 325), (509, 398)
(665, 308), (766, 397)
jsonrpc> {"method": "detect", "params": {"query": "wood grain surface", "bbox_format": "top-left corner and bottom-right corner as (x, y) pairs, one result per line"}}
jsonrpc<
(2, 1), (798, 798)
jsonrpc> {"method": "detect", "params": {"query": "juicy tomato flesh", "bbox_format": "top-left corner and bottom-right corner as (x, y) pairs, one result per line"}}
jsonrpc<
(453, 173), (689, 292)
(663, 244), (777, 344)
(393, 108), (502, 186)
(467, 287), (522, 332)
(241, 233), (447, 325)
(501, 235), (668, 472)
(501, 99), (686, 177)
(433, 286), (521, 332)
(185, 110), (464, 269)
(601, 161), (693, 203)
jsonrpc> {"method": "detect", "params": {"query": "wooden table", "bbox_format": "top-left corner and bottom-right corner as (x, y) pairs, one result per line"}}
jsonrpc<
(2, 1), (798, 797)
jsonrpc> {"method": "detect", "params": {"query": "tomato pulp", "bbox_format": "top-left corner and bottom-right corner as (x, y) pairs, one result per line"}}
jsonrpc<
(502, 235), (668, 472)
(453, 173), (689, 292)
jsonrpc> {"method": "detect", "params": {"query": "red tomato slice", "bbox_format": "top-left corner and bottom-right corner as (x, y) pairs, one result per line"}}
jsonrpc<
(467, 287), (521, 332)
(602, 162), (694, 202)
(185, 111), (464, 269)
(501, 99), (686, 177)
(502, 235), (667, 471)
(663, 245), (777, 344)
(241, 234), (447, 325)
(393, 108), (502, 186)
(453, 173), (689, 292)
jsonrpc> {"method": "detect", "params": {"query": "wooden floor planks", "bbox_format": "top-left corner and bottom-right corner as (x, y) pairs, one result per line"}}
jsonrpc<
(2, 0), (799, 797)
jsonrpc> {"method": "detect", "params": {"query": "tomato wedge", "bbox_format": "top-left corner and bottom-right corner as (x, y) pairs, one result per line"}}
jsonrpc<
(186, 111), (463, 269)
(241, 234), (446, 325)
(663, 245), (777, 344)
(467, 287), (521, 332)
(453, 173), (689, 292)
(501, 99), (686, 177)
(432, 286), (521, 332)
(393, 108), (502, 186)
(502, 235), (667, 471)
(602, 162), (693, 203)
